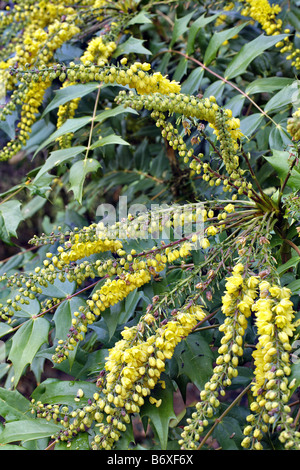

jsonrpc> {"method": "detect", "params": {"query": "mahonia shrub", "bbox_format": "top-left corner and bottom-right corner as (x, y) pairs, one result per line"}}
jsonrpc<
(0, 0), (299, 451)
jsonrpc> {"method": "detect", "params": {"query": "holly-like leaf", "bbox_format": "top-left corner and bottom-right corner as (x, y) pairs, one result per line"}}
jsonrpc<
(53, 296), (86, 368)
(186, 13), (218, 55)
(170, 11), (194, 48)
(264, 150), (300, 191)
(287, 279), (300, 295)
(42, 82), (101, 116)
(245, 77), (294, 95)
(141, 376), (176, 450)
(277, 256), (300, 275)
(8, 317), (50, 386)
(264, 84), (297, 114)
(54, 432), (90, 450)
(113, 37), (152, 57)
(224, 34), (287, 80)
(69, 158), (101, 203)
(14, 296), (41, 318)
(212, 416), (244, 450)
(176, 333), (214, 391)
(204, 23), (247, 66)
(90, 134), (129, 150)
(0, 200), (24, 241)
(31, 378), (98, 407)
(0, 388), (31, 422)
(40, 276), (76, 299)
(53, 297), (86, 342)
(127, 11), (152, 26)
(0, 419), (62, 444)
(33, 146), (86, 184)
(33, 118), (90, 156)
(93, 105), (138, 124)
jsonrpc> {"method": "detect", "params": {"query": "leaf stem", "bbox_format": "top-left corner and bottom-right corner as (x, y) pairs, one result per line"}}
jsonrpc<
(278, 155), (299, 204)
(197, 383), (251, 450)
(84, 84), (102, 162)
(282, 238), (300, 257)
(165, 49), (277, 127)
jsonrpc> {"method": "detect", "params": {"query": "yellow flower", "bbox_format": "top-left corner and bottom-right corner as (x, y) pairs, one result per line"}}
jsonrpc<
(224, 203), (235, 213)
(81, 36), (117, 65)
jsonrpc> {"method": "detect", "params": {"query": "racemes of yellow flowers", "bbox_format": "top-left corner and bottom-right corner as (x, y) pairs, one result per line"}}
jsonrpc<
(0, 0), (300, 453)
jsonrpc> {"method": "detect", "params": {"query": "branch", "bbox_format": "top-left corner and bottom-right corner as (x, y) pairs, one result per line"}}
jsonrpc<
(165, 49), (277, 127)
(197, 383), (251, 450)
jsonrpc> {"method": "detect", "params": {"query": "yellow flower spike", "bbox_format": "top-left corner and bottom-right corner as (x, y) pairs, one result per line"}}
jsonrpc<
(242, 280), (299, 449)
(180, 266), (260, 450)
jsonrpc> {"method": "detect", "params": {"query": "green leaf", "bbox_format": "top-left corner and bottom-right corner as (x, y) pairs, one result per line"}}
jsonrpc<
(127, 11), (152, 26)
(23, 119), (56, 153)
(54, 432), (90, 450)
(53, 297), (86, 342)
(122, 289), (142, 324)
(0, 200), (24, 239)
(0, 444), (28, 450)
(8, 317), (50, 385)
(0, 419), (62, 444)
(264, 84), (297, 114)
(264, 149), (300, 191)
(176, 333), (213, 390)
(224, 34), (287, 80)
(180, 67), (204, 95)
(141, 376), (176, 449)
(0, 388), (30, 422)
(268, 122), (293, 151)
(212, 416), (244, 450)
(204, 22), (247, 66)
(186, 14), (218, 55)
(240, 113), (264, 137)
(42, 82), (101, 117)
(15, 296), (41, 318)
(245, 77), (294, 95)
(115, 419), (135, 450)
(203, 79), (226, 101)
(277, 256), (300, 275)
(172, 57), (188, 82)
(287, 8), (300, 30)
(34, 105), (134, 157)
(31, 378), (98, 407)
(90, 134), (129, 149)
(287, 279), (300, 295)
(101, 291), (141, 340)
(93, 104), (138, 124)
(41, 276), (76, 298)
(53, 296), (86, 368)
(170, 11), (194, 48)
(102, 302), (124, 340)
(69, 158), (100, 203)
(113, 37), (152, 57)
(33, 117), (91, 156)
(33, 146), (86, 184)
(22, 196), (48, 220)
(290, 357), (300, 395)
(0, 323), (13, 339)
(0, 111), (17, 139)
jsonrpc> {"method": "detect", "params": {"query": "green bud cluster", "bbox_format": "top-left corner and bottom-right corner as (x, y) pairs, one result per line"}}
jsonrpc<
(116, 90), (245, 184)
